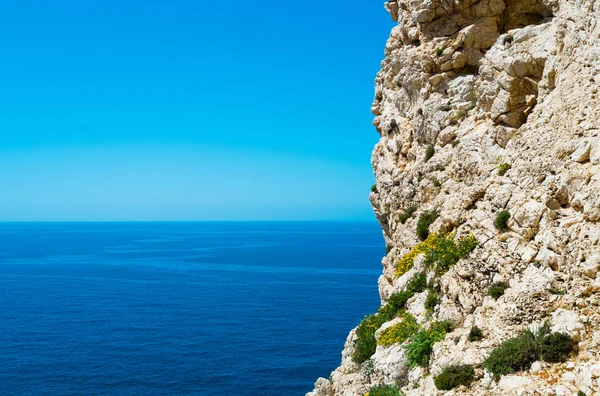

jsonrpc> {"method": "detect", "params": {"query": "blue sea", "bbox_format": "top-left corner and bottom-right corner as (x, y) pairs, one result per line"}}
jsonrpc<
(0, 222), (383, 395)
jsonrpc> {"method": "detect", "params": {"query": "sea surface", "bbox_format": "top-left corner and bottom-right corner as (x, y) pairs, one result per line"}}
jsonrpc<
(0, 222), (383, 396)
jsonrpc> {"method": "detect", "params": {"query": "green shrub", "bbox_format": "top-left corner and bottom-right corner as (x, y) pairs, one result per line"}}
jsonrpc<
(483, 330), (538, 377)
(434, 364), (475, 390)
(399, 205), (417, 224)
(353, 312), (391, 364)
(483, 324), (574, 378)
(424, 145), (435, 162)
(379, 290), (412, 318)
(432, 178), (441, 187)
(367, 384), (403, 396)
(371, 184), (378, 193)
(424, 289), (439, 311)
(539, 332), (574, 363)
(494, 210), (510, 230)
(498, 163), (511, 176)
(423, 233), (479, 274)
(489, 282), (508, 300)
(416, 210), (438, 241)
(436, 46), (446, 57)
(405, 321), (452, 367)
(578, 391), (587, 396)
(379, 273), (427, 318)
(468, 326), (484, 342)
(406, 272), (427, 294)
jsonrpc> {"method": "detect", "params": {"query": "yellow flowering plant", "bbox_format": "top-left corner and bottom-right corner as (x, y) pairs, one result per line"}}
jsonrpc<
(377, 312), (419, 347)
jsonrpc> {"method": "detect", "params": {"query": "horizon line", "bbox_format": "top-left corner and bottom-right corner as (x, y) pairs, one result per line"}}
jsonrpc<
(0, 219), (379, 223)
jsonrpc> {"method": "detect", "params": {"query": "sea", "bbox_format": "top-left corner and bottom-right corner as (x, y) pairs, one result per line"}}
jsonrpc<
(0, 222), (383, 396)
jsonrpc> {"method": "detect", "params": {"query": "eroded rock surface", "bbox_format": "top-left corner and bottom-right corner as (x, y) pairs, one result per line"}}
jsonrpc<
(309, 0), (600, 394)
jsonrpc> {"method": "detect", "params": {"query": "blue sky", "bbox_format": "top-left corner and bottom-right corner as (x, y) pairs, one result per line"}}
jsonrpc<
(0, 1), (394, 221)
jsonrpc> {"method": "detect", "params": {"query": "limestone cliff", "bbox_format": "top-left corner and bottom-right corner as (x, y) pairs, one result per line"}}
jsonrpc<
(309, 0), (600, 394)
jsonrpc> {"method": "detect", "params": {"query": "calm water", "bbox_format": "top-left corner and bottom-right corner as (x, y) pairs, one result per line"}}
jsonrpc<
(0, 222), (383, 395)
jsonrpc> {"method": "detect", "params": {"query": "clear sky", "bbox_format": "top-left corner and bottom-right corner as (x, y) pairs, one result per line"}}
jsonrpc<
(0, 0), (394, 221)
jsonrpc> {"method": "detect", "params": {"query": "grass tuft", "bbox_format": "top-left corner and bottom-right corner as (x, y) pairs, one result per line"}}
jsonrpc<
(489, 282), (508, 300)
(416, 210), (437, 241)
(424, 289), (440, 311)
(494, 210), (510, 230)
(468, 326), (484, 342)
(498, 163), (511, 176)
(398, 205), (417, 224)
(424, 145), (435, 162)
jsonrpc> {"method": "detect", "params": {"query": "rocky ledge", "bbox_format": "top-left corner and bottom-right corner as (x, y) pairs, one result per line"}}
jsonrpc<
(309, 0), (600, 394)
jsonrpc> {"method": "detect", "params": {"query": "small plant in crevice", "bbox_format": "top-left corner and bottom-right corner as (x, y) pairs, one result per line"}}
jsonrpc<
(436, 46), (447, 57)
(371, 184), (378, 193)
(489, 282), (508, 300)
(452, 139), (460, 147)
(424, 144), (435, 163)
(441, 100), (452, 112)
(398, 205), (417, 224)
(552, 289), (566, 295)
(424, 289), (440, 311)
(366, 384), (403, 396)
(494, 210), (511, 230)
(416, 210), (438, 241)
(362, 359), (375, 379)
(405, 321), (453, 368)
(578, 390), (587, 396)
(468, 326), (484, 342)
(377, 312), (420, 347)
(498, 163), (511, 176)
(449, 110), (466, 122)
(432, 178), (442, 187)
(434, 364), (475, 391)
(483, 323), (574, 378)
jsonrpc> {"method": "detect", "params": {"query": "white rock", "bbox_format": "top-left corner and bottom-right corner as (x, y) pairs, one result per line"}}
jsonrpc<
(551, 309), (585, 341)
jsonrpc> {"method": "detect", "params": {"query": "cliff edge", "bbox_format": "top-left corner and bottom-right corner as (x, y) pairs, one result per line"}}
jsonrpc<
(309, 0), (600, 394)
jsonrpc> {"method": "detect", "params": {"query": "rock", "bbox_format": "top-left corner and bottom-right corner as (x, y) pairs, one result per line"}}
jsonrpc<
(554, 385), (572, 396)
(497, 375), (533, 392)
(571, 140), (591, 163)
(530, 361), (542, 373)
(309, 0), (600, 394)
(551, 310), (585, 342)
(307, 378), (334, 396)
(590, 140), (600, 164)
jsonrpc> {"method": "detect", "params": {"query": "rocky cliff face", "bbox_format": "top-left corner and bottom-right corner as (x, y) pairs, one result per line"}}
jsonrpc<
(309, 0), (600, 394)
